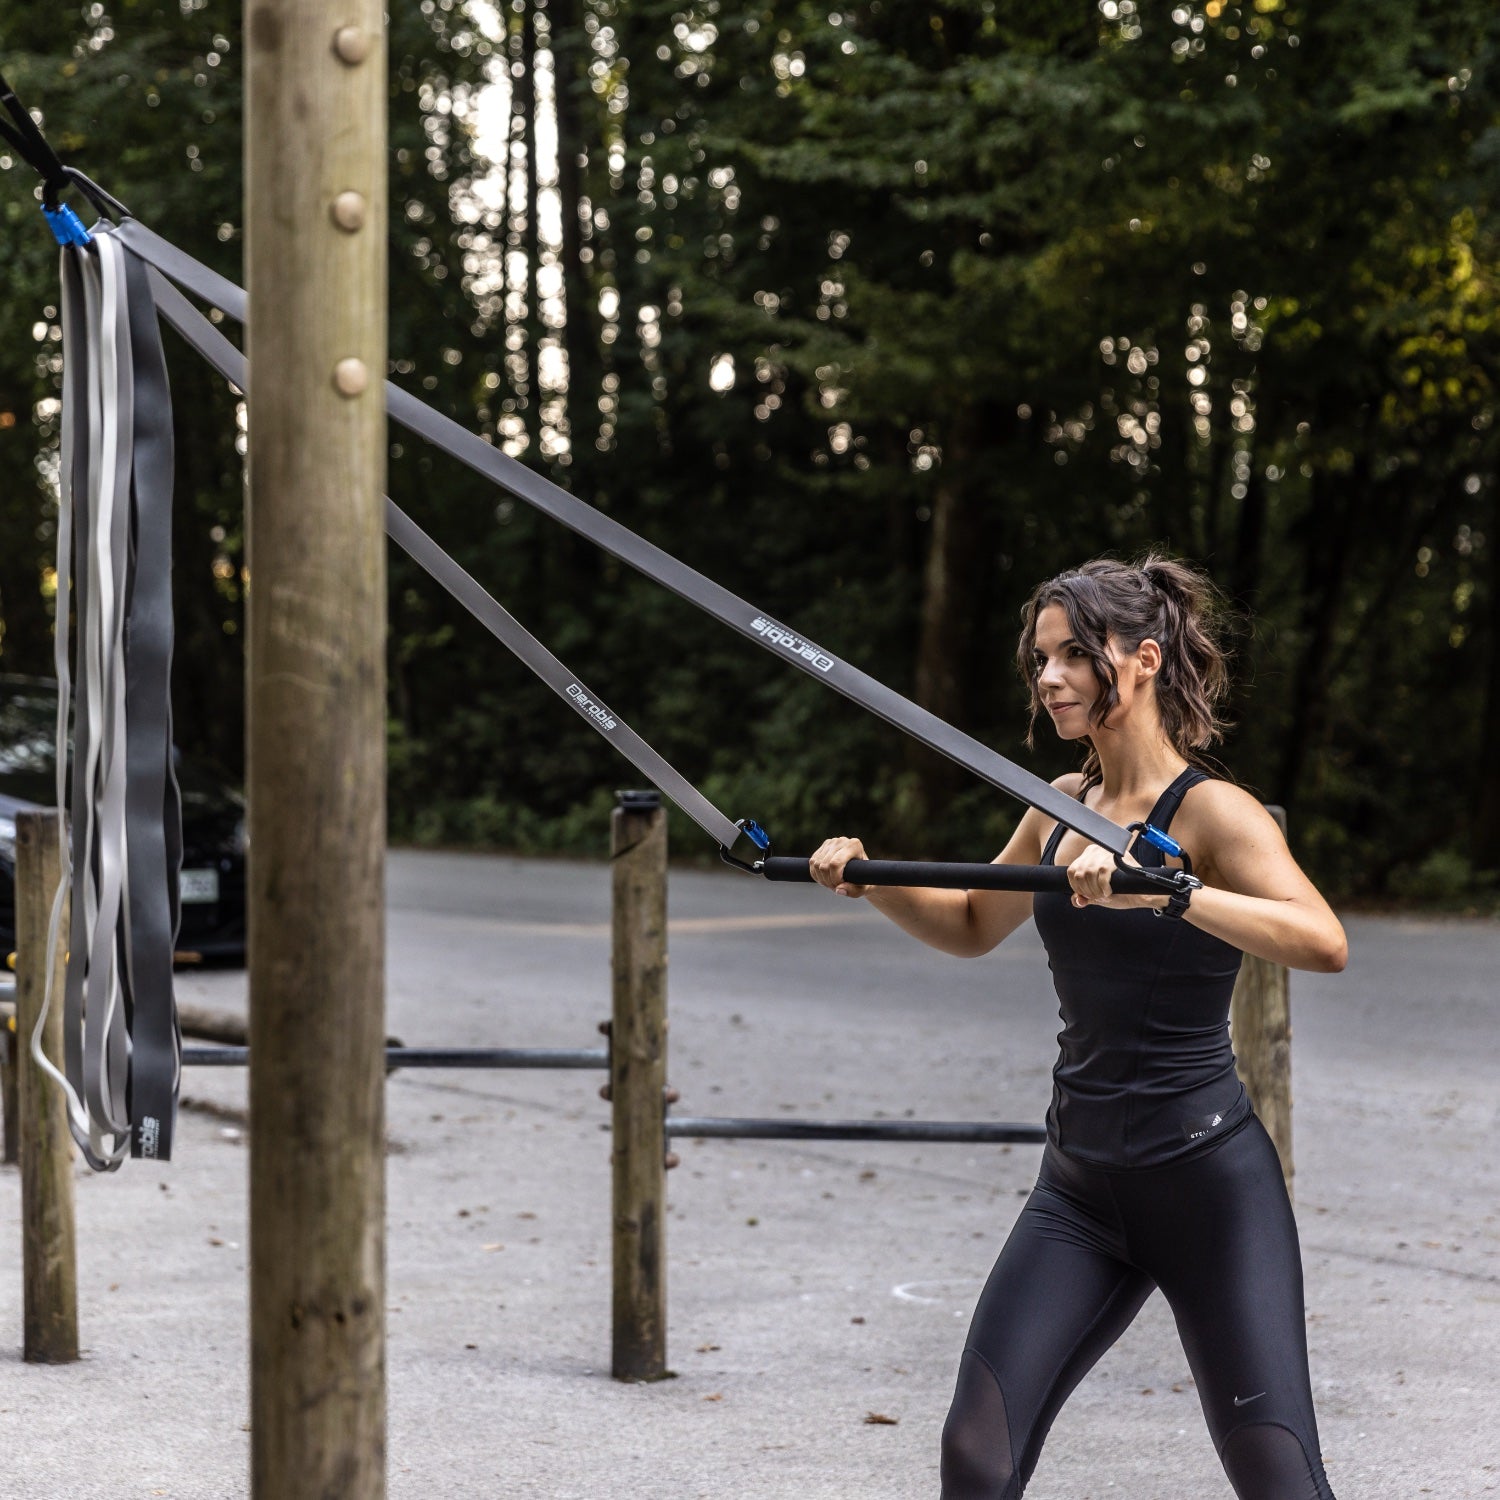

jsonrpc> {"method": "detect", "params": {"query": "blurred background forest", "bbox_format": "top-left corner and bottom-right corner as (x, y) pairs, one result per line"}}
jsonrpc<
(1, 0), (1498, 901)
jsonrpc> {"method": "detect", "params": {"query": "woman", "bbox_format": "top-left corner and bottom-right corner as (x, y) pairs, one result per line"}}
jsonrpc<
(810, 555), (1346, 1500)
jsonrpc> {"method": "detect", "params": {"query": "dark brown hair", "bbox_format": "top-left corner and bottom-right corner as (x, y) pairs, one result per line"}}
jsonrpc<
(1015, 553), (1233, 788)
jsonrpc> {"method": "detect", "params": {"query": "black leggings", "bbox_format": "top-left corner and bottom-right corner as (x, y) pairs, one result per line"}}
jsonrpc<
(941, 1116), (1336, 1499)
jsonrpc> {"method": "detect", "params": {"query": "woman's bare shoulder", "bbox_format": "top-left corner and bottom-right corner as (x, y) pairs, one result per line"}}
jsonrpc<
(1182, 776), (1279, 828)
(1177, 777), (1289, 875)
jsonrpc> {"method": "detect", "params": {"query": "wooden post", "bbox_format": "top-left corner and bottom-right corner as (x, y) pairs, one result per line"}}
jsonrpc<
(15, 810), (78, 1363)
(610, 791), (669, 1381)
(1232, 805), (1293, 1197)
(245, 4), (387, 1495)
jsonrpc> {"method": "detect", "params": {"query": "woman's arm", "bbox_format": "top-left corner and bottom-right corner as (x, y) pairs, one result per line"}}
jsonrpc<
(1064, 782), (1348, 973)
(808, 776), (1082, 958)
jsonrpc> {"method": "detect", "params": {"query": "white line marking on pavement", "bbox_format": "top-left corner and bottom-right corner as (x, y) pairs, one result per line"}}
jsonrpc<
(892, 1278), (984, 1305)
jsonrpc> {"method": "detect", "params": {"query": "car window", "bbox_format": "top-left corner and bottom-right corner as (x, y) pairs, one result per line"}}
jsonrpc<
(0, 690), (59, 778)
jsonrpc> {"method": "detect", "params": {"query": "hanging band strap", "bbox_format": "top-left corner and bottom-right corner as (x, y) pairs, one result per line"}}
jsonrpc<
(32, 229), (183, 1168)
(37, 240), (129, 1171)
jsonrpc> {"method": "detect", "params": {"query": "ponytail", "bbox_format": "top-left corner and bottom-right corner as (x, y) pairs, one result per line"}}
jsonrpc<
(1016, 553), (1233, 787)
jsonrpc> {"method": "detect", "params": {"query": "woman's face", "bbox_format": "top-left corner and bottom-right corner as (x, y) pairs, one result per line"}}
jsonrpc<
(1032, 602), (1157, 739)
(1032, 603), (1101, 741)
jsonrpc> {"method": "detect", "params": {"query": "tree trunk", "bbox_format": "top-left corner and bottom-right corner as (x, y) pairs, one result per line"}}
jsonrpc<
(1474, 485), (1500, 869)
(521, 5), (545, 458)
(912, 408), (989, 818)
(1223, 463), (1268, 741)
(1275, 468), (1353, 809)
(550, 0), (601, 481)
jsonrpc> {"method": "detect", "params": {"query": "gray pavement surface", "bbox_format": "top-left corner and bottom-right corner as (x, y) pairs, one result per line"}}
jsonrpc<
(1, 849), (1497, 1498)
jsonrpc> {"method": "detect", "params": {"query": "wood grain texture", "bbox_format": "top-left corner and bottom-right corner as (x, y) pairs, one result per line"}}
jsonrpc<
(16, 810), (78, 1363)
(245, 2), (388, 1493)
(610, 798), (669, 1380)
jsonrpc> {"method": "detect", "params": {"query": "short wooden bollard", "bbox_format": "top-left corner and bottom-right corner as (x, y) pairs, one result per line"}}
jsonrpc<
(1231, 805), (1293, 1197)
(15, 809), (78, 1363)
(2, 991), (18, 1166)
(610, 790), (669, 1381)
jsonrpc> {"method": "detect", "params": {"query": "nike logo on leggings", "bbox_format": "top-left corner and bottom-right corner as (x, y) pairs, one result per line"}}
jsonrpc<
(1232, 1392), (1267, 1407)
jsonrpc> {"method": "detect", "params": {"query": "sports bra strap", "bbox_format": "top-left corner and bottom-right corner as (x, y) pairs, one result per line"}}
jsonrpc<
(1149, 766), (1209, 837)
(1041, 766), (1209, 867)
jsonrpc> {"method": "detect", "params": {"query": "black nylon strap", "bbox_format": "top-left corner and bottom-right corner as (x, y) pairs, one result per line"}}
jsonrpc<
(139, 256), (744, 851)
(119, 244), (181, 1160)
(0, 115), (29, 161)
(112, 218), (1133, 855)
(0, 71), (70, 204)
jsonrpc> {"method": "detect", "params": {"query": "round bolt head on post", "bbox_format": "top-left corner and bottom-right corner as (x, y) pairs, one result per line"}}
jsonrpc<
(331, 191), (367, 232)
(332, 26), (371, 64)
(333, 357), (369, 397)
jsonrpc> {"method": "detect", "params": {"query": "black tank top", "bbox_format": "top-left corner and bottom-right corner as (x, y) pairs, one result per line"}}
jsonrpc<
(1033, 766), (1250, 1167)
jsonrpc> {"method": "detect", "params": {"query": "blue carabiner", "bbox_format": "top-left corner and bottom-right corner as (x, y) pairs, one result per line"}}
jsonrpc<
(1127, 820), (1183, 860)
(42, 203), (92, 247)
(740, 819), (771, 852)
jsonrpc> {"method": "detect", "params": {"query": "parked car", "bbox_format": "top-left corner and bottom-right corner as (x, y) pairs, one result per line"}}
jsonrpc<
(0, 676), (246, 965)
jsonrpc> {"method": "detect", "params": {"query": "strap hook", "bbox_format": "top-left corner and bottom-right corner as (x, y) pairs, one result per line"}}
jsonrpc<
(718, 817), (771, 875)
(1114, 821), (1198, 895)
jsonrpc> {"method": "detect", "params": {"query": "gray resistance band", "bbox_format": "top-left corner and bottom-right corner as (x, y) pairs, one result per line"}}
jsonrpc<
(142, 264), (741, 851)
(140, 257), (1192, 897)
(112, 217), (1134, 857)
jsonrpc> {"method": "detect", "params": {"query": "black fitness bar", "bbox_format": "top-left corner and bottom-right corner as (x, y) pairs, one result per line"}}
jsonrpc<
(665, 1116), (1046, 1144)
(759, 858), (1173, 895)
(181, 1046), (609, 1070)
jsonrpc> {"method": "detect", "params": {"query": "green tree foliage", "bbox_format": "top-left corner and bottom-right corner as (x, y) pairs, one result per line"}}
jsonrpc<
(1, 0), (1496, 898)
(563, 0), (1500, 890)
(0, 0), (493, 777)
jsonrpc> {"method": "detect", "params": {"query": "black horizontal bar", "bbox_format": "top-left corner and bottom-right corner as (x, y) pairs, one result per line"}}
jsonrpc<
(760, 857), (1173, 894)
(181, 1046), (608, 1070)
(664, 1116), (1047, 1144)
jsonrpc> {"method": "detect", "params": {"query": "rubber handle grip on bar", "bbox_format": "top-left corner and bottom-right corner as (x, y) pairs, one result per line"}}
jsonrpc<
(759, 856), (1173, 895)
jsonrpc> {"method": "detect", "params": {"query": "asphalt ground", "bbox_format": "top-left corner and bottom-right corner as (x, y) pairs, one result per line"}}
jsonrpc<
(1, 849), (1496, 1498)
